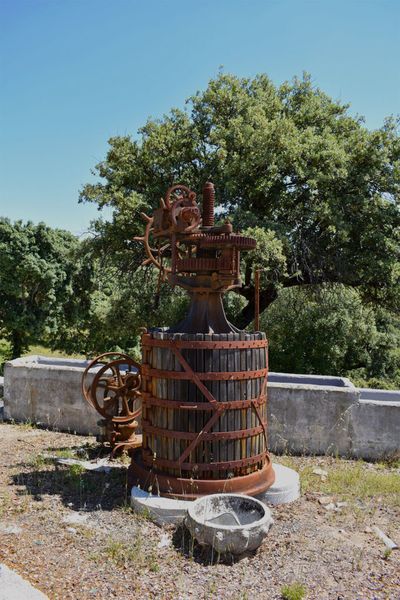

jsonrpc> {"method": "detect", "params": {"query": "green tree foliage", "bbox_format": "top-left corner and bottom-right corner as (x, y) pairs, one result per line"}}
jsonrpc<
(75, 72), (400, 385)
(70, 260), (189, 359)
(262, 285), (400, 388)
(80, 72), (400, 329)
(0, 219), (91, 358)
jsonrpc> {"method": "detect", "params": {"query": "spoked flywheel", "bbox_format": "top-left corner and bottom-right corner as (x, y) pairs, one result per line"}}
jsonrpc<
(82, 352), (142, 453)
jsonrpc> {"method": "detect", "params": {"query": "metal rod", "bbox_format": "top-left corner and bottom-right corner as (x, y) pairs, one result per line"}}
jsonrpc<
(255, 268), (260, 331)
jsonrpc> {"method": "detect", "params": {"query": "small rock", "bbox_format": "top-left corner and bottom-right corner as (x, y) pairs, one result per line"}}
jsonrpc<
(63, 512), (88, 525)
(324, 503), (336, 511)
(318, 496), (334, 505)
(66, 527), (77, 534)
(313, 467), (328, 477)
(157, 533), (171, 548)
(364, 526), (373, 533)
(336, 502), (348, 508)
(0, 523), (22, 534)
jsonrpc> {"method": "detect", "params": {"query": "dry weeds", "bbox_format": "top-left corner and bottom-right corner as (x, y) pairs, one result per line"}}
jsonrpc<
(0, 422), (399, 600)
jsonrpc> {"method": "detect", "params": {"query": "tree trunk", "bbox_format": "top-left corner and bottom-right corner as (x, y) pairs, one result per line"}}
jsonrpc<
(11, 331), (25, 359)
(234, 272), (322, 330)
(234, 285), (278, 330)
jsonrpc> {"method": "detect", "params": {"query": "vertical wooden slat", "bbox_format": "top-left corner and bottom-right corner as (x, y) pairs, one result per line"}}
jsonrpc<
(158, 331), (164, 467)
(186, 334), (196, 467)
(262, 331), (267, 458)
(246, 333), (252, 468)
(162, 333), (172, 469)
(249, 335), (257, 456)
(219, 333), (227, 468)
(196, 333), (204, 467)
(233, 333), (241, 465)
(203, 333), (212, 478)
(239, 331), (246, 473)
(176, 333), (186, 463)
(226, 332), (235, 467)
(153, 331), (160, 461)
(160, 331), (165, 467)
(211, 333), (220, 477)
(254, 332), (260, 458)
(172, 333), (181, 467)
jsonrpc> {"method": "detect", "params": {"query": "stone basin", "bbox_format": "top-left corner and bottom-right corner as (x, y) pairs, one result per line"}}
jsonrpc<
(185, 493), (273, 555)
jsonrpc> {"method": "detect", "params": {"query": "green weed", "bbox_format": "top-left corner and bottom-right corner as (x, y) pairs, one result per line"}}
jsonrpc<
(54, 449), (78, 459)
(300, 462), (400, 506)
(281, 582), (307, 600)
(99, 536), (159, 572)
(383, 548), (392, 560)
(27, 453), (51, 469)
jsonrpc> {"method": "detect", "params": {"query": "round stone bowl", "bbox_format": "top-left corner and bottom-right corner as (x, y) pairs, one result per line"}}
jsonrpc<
(185, 493), (273, 555)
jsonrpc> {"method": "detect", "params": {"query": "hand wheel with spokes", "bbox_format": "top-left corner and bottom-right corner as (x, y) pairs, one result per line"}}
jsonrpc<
(81, 352), (142, 424)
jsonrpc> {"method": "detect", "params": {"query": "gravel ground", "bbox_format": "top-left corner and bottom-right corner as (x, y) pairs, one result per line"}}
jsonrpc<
(0, 422), (399, 600)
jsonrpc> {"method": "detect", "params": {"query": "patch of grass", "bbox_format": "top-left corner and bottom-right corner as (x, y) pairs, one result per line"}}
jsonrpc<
(103, 540), (127, 564)
(148, 554), (160, 572)
(274, 455), (297, 470)
(18, 420), (38, 430)
(0, 491), (12, 518)
(98, 536), (159, 572)
(27, 453), (52, 468)
(0, 338), (84, 373)
(25, 344), (84, 360)
(281, 582), (307, 600)
(54, 449), (78, 459)
(137, 506), (158, 524)
(63, 463), (87, 497)
(67, 463), (86, 480)
(377, 452), (400, 470)
(0, 338), (12, 374)
(118, 501), (134, 515)
(383, 548), (392, 560)
(300, 462), (400, 506)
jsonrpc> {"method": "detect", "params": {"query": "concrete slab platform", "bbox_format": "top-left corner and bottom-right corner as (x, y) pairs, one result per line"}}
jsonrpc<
(131, 463), (300, 525)
(0, 563), (48, 600)
(256, 463), (300, 505)
(131, 486), (191, 525)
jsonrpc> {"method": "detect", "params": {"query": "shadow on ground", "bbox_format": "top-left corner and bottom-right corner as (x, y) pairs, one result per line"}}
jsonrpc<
(11, 459), (131, 511)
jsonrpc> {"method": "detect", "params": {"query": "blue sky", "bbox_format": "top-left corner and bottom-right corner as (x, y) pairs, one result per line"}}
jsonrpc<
(1, 0), (399, 235)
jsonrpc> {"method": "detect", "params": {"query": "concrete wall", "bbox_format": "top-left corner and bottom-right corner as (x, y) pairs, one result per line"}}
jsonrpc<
(3, 356), (400, 460)
(3, 356), (98, 435)
(267, 378), (400, 460)
(267, 383), (358, 456)
(268, 372), (354, 388)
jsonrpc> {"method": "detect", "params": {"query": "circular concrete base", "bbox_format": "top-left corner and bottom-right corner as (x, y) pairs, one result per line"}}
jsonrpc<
(256, 463), (300, 505)
(130, 463), (299, 525)
(129, 450), (275, 499)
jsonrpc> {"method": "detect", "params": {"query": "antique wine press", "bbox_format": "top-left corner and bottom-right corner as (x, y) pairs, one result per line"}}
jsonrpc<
(82, 182), (275, 498)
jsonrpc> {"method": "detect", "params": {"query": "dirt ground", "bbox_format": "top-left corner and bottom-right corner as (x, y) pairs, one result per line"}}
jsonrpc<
(0, 422), (399, 600)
